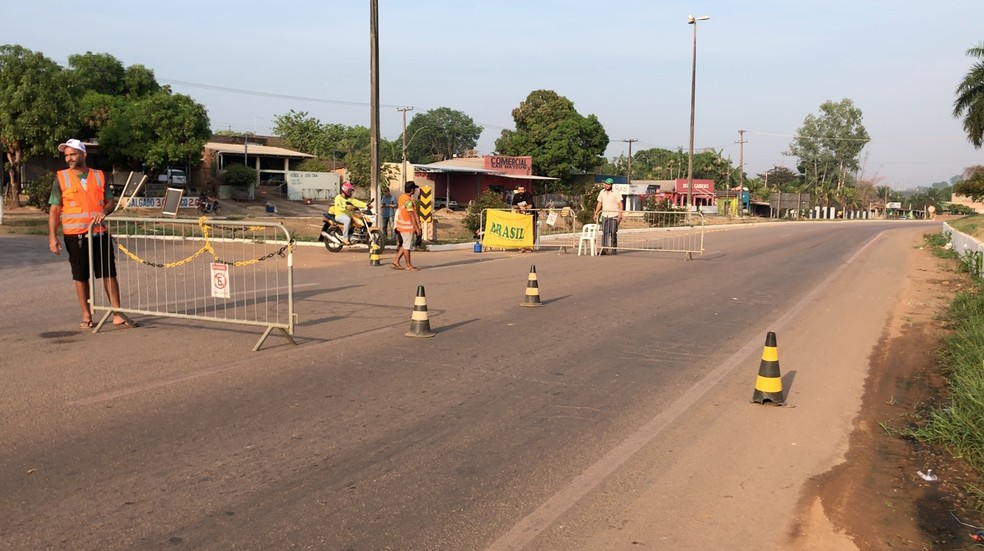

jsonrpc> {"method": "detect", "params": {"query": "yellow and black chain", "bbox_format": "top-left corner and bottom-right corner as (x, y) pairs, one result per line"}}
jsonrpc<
(115, 217), (293, 268)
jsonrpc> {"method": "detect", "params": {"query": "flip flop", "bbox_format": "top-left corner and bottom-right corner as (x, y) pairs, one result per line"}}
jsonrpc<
(405, 266), (419, 271)
(389, 264), (403, 271)
(80, 320), (93, 329)
(113, 320), (138, 328)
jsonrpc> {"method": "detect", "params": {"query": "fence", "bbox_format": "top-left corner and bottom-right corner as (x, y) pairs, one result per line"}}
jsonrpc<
(88, 216), (296, 351)
(943, 222), (984, 277)
(478, 208), (704, 259)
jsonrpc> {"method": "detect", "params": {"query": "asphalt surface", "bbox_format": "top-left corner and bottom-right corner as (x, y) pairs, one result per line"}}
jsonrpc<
(0, 220), (938, 550)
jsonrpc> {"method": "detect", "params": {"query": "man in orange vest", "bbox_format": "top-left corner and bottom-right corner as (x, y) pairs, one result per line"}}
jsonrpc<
(47, 139), (129, 329)
(391, 181), (421, 271)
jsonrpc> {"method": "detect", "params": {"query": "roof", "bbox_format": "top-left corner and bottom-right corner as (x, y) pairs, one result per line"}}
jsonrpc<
(414, 158), (557, 180)
(205, 141), (313, 158)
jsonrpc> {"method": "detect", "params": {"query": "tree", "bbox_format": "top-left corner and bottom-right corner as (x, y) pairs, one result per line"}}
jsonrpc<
(0, 45), (77, 205)
(953, 165), (984, 202)
(954, 42), (984, 148)
(272, 110), (399, 190)
(98, 90), (211, 170)
(404, 107), (483, 163)
(495, 90), (608, 191)
(785, 98), (870, 208)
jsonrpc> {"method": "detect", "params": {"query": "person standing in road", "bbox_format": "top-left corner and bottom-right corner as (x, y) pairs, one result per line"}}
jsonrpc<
(511, 185), (536, 252)
(380, 188), (397, 239)
(594, 177), (623, 255)
(48, 139), (130, 328)
(392, 181), (422, 271)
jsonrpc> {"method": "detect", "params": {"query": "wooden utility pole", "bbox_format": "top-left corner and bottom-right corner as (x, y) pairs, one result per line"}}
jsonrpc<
(737, 130), (746, 216)
(621, 139), (638, 186)
(369, 0), (380, 206)
(398, 106), (414, 183)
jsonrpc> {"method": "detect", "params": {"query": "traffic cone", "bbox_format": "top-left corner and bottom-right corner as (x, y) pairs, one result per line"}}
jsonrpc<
(520, 265), (544, 307)
(369, 241), (381, 266)
(405, 285), (436, 338)
(752, 331), (784, 404)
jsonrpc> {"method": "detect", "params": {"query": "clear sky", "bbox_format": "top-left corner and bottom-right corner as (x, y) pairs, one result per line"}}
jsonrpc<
(6, 1), (983, 189)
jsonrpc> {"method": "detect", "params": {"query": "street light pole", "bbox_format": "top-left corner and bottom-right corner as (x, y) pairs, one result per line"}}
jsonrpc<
(687, 14), (709, 218)
(398, 106), (413, 183)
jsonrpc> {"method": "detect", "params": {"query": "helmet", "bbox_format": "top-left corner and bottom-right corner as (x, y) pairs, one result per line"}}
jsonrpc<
(342, 182), (354, 195)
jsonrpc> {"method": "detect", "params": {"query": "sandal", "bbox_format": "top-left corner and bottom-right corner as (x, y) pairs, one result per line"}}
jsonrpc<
(80, 320), (93, 329)
(405, 266), (419, 271)
(389, 264), (403, 271)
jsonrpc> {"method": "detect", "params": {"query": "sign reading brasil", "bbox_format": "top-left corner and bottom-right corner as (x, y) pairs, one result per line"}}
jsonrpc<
(482, 210), (534, 248)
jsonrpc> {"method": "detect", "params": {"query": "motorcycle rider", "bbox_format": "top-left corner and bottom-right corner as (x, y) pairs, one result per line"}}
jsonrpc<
(198, 190), (218, 213)
(332, 182), (368, 245)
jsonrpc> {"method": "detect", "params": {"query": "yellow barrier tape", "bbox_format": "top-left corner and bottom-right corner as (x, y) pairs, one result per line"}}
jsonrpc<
(115, 217), (294, 269)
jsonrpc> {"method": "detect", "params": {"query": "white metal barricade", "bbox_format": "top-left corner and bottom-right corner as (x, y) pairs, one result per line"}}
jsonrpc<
(87, 216), (296, 351)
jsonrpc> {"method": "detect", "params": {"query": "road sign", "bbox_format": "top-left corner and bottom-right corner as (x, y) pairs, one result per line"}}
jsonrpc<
(211, 263), (230, 299)
(418, 185), (433, 222)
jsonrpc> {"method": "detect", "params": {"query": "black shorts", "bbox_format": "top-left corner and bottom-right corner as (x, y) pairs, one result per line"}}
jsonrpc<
(64, 232), (117, 281)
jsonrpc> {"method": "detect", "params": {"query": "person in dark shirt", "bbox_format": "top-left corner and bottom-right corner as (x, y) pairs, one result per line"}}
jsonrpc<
(511, 185), (536, 252)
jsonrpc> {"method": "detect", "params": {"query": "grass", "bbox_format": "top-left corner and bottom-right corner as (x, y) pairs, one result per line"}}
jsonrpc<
(0, 217), (49, 235)
(947, 214), (984, 241)
(902, 233), (984, 509)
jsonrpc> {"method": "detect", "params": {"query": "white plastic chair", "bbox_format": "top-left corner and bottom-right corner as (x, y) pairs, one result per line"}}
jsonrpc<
(578, 224), (600, 256)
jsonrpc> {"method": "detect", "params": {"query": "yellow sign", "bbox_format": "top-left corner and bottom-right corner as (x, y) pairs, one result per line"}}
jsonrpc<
(483, 210), (534, 248)
(418, 185), (433, 222)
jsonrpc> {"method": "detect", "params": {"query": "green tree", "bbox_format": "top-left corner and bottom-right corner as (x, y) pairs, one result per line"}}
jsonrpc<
(954, 42), (984, 148)
(785, 98), (870, 208)
(495, 90), (608, 191)
(954, 165), (984, 201)
(99, 90), (211, 170)
(0, 45), (77, 205)
(404, 107), (483, 163)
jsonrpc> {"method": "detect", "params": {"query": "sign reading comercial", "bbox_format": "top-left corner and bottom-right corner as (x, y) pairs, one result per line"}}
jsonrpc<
(485, 155), (532, 176)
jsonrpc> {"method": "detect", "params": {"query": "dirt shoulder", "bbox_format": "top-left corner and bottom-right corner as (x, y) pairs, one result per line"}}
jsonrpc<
(792, 234), (982, 550)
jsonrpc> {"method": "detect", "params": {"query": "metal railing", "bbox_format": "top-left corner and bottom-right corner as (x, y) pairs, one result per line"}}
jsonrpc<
(477, 208), (704, 258)
(87, 216), (297, 351)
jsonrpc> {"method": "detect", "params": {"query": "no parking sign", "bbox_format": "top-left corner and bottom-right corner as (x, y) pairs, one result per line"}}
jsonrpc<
(211, 263), (230, 299)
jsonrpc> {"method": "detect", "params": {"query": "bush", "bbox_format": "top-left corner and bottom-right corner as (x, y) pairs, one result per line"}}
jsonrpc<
(221, 164), (258, 187)
(464, 190), (509, 234)
(24, 172), (55, 213)
(577, 184), (603, 225)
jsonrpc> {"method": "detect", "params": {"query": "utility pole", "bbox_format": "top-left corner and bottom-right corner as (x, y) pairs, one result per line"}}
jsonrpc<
(398, 106), (414, 184)
(621, 139), (638, 185)
(737, 129), (746, 216)
(369, 0), (380, 206)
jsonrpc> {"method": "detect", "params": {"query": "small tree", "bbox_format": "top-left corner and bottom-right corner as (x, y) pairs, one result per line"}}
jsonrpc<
(221, 165), (257, 187)
(464, 190), (508, 234)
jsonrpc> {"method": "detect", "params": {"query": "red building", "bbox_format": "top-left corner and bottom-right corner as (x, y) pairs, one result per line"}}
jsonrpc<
(412, 155), (557, 205)
(671, 178), (716, 208)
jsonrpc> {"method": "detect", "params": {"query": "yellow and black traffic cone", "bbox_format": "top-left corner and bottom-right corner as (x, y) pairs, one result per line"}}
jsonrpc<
(752, 331), (784, 404)
(369, 241), (381, 266)
(405, 285), (436, 338)
(520, 265), (544, 307)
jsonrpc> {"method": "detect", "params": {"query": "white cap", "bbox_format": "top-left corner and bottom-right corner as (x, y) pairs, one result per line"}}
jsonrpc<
(57, 139), (86, 153)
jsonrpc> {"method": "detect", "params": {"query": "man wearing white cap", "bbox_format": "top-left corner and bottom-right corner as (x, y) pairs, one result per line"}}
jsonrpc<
(48, 139), (129, 328)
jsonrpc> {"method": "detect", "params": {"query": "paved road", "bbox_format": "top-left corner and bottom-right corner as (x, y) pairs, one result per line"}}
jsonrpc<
(0, 221), (937, 550)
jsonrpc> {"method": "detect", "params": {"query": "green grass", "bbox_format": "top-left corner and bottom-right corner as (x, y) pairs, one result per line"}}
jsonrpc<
(948, 214), (984, 241)
(902, 234), (984, 509)
(0, 218), (49, 235)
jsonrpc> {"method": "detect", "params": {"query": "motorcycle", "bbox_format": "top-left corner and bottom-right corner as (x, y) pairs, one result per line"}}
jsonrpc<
(197, 197), (222, 215)
(320, 204), (385, 253)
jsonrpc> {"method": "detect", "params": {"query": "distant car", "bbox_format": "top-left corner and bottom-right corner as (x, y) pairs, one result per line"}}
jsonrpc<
(157, 168), (188, 188)
(434, 197), (459, 210)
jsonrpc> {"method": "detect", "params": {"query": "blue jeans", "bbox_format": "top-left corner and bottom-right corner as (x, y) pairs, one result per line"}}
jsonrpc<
(336, 212), (352, 240)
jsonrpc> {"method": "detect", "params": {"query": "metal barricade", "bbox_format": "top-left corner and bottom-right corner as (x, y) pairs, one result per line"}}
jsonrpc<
(611, 210), (705, 258)
(87, 216), (296, 351)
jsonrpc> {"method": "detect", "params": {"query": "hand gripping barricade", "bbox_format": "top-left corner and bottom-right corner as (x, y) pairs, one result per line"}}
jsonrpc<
(88, 216), (297, 351)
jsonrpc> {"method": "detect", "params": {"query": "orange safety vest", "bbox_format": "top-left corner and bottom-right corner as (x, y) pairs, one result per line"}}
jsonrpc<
(395, 192), (417, 232)
(57, 168), (107, 235)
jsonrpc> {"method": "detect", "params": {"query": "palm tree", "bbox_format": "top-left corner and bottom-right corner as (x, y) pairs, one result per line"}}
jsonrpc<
(954, 41), (984, 148)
